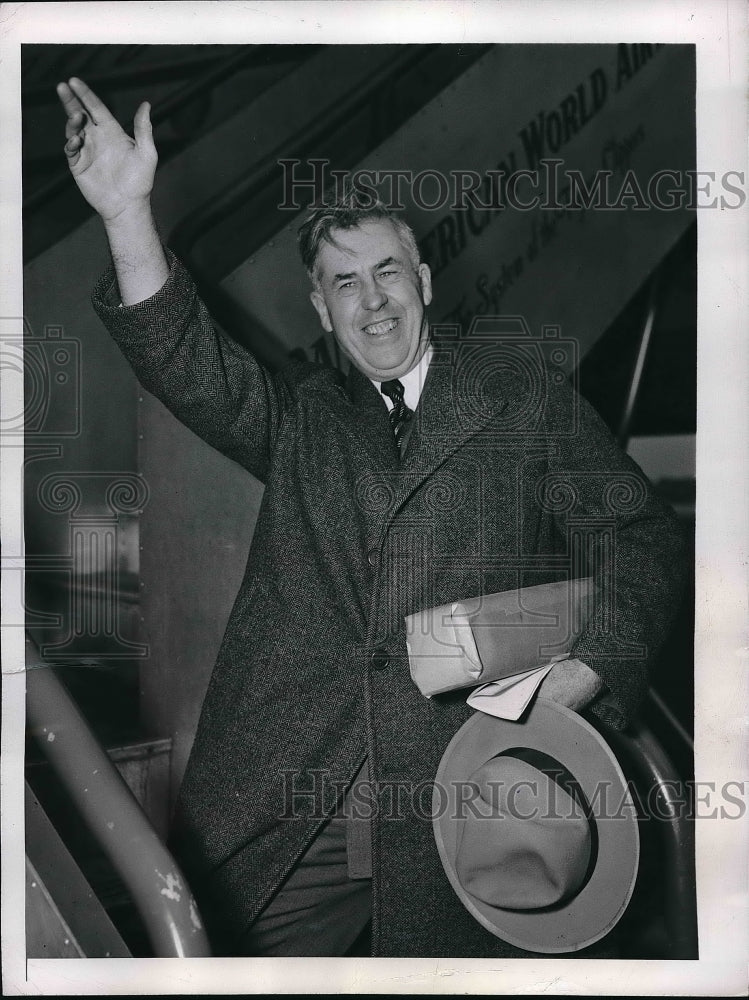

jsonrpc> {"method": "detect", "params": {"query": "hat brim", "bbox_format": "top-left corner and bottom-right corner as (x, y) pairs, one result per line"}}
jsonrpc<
(433, 698), (639, 954)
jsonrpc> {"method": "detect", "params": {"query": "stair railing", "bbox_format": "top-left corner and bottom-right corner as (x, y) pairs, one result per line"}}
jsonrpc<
(25, 633), (211, 957)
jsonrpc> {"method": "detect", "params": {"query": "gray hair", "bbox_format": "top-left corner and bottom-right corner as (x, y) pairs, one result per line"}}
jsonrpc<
(297, 187), (420, 290)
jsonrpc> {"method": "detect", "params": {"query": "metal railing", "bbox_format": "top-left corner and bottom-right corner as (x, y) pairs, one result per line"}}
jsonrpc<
(603, 710), (697, 959)
(24, 625), (696, 959)
(25, 633), (211, 957)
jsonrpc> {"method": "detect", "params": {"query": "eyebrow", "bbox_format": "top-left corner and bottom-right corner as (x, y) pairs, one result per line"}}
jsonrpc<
(331, 257), (402, 283)
(375, 256), (400, 269)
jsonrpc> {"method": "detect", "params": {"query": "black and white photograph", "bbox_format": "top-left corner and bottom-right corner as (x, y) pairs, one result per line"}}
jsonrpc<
(1, 2), (746, 995)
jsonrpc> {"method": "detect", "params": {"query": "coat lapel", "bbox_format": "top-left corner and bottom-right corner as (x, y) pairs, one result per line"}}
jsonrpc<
(350, 339), (510, 531)
(337, 336), (511, 534)
(344, 364), (401, 470)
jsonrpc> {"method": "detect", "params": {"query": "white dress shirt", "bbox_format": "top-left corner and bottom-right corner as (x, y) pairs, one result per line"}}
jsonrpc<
(372, 343), (433, 412)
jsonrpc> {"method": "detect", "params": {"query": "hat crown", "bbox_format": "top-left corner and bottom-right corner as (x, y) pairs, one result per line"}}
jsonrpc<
(455, 754), (593, 910)
(433, 701), (640, 953)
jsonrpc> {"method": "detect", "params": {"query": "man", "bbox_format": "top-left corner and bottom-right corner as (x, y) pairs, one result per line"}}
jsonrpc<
(58, 77), (684, 957)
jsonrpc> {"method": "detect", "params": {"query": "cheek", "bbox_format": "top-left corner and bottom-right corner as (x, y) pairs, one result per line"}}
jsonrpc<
(405, 288), (425, 314)
(331, 302), (358, 335)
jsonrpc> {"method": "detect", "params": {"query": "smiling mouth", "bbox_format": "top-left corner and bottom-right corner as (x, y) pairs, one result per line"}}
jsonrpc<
(362, 318), (399, 335)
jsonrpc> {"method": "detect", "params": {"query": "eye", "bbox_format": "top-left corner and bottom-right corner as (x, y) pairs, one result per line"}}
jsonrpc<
(378, 269), (400, 280)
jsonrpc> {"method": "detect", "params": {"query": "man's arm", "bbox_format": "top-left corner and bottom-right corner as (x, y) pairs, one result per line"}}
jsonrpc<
(58, 77), (290, 482)
(538, 372), (686, 728)
(58, 76), (168, 303)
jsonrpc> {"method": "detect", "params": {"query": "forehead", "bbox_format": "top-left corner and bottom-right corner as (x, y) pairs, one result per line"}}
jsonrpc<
(314, 219), (407, 280)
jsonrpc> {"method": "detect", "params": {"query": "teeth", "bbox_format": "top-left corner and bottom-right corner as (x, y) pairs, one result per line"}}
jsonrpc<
(363, 319), (398, 335)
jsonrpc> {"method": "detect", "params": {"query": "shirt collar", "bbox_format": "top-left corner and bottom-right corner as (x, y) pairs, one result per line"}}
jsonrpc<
(371, 342), (433, 412)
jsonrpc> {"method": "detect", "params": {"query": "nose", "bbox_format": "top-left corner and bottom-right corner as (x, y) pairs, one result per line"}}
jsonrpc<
(361, 276), (388, 312)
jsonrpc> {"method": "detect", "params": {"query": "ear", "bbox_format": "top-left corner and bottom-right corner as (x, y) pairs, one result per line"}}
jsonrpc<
(418, 263), (433, 307)
(310, 290), (333, 333)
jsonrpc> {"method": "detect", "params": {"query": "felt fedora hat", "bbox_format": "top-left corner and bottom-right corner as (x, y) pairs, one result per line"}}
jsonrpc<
(433, 698), (639, 954)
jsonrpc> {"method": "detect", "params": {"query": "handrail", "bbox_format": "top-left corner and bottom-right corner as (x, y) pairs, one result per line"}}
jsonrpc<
(647, 685), (694, 755)
(602, 713), (698, 959)
(616, 269), (661, 449)
(25, 633), (211, 957)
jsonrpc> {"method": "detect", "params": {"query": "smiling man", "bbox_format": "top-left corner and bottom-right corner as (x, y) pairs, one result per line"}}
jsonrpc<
(305, 213), (433, 381)
(59, 77), (685, 958)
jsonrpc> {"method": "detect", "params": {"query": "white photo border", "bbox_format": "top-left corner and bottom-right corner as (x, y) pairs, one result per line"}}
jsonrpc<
(1, 1), (747, 994)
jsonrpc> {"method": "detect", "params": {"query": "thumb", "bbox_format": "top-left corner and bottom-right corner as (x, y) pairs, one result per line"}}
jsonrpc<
(133, 101), (157, 158)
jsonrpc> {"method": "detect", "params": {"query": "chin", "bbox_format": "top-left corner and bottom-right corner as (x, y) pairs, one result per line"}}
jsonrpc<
(372, 363), (410, 381)
(359, 353), (409, 377)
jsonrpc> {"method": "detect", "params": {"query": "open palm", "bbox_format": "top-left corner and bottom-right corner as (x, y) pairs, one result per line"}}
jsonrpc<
(58, 77), (158, 222)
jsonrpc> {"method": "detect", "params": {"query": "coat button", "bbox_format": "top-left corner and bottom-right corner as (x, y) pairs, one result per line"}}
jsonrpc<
(367, 549), (379, 567)
(371, 647), (390, 671)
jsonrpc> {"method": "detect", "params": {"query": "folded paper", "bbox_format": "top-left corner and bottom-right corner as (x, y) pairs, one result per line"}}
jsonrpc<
(405, 577), (595, 698)
(465, 662), (555, 721)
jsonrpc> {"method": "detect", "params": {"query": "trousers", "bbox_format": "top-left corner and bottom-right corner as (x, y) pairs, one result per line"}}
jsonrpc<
(239, 812), (372, 956)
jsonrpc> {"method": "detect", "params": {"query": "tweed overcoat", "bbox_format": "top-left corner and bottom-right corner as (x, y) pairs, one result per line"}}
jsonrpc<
(93, 253), (685, 957)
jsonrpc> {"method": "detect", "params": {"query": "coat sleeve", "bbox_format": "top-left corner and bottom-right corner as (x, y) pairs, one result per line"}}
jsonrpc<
(541, 371), (687, 731)
(91, 249), (289, 483)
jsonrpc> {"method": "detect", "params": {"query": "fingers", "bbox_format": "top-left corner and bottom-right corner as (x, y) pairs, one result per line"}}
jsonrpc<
(57, 80), (85, 119)
(64, 108), (85, 140)
(57, 83), (86, 167)
(58, 79), (93, 163)
(63, 132), (83, 162)
(57, 81), (87, 136)
(67, 77), (114, 126)
(539, 658), (603, 712)
(58, 78), (157, 177)
(59, 82), (85, 164)
(133, 101), (157, 159)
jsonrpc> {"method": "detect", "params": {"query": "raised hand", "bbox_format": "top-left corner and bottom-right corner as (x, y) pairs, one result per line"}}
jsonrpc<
(58, 77), (158, 223)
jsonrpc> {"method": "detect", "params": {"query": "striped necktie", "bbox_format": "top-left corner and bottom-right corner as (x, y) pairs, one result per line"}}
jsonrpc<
(380, 378), (414, 449)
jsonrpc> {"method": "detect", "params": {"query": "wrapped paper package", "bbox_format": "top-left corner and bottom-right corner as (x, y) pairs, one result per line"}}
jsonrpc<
(405, 577), (595, 698)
